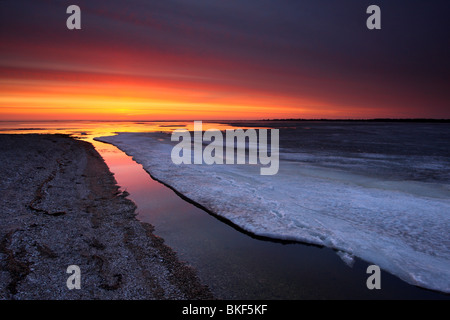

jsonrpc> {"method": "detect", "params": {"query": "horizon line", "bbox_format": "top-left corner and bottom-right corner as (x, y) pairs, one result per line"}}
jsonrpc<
(1, 118), (450, 123)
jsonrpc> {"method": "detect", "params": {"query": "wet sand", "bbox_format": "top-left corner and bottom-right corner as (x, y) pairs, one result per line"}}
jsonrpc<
(0, 134), (212, 300)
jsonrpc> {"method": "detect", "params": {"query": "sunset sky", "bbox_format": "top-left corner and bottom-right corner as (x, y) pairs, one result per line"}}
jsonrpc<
(0, 0), (449, 120)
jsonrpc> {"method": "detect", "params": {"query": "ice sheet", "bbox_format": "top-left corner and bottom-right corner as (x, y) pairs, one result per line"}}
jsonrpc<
(96, 132), (450, 293)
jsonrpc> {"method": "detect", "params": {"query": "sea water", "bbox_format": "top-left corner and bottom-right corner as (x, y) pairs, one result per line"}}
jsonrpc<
(96, 121), (450, 294)
(1, 120), (448, 297)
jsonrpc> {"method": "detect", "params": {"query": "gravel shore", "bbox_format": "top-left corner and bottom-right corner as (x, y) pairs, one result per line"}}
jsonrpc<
(0, 134), (213, 300)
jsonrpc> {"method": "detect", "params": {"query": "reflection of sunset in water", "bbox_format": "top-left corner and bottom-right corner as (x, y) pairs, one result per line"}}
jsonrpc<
(0, 119), (266, 221)
(0, 121), (262, 144)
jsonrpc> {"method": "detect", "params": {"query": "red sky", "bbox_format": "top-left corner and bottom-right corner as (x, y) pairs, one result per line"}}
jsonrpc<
(0, 0), (449, 120)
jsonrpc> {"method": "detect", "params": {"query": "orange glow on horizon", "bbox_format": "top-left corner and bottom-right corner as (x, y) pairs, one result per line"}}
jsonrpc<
(0, 67), (347, 121)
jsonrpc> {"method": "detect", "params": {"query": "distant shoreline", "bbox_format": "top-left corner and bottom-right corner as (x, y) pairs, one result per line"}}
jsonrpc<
(1, 118), (449, 123)
(262, 118), (450, 123)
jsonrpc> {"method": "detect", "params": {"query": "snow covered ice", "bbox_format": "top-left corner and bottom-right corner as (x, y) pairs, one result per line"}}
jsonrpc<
(96, 122), (450, 293)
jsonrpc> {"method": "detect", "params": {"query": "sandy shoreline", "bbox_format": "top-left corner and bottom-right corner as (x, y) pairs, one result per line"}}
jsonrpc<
(0, 134), (212, 300)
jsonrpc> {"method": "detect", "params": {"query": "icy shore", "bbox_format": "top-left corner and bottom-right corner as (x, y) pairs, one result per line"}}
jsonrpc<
(96, 132), (450, 293)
